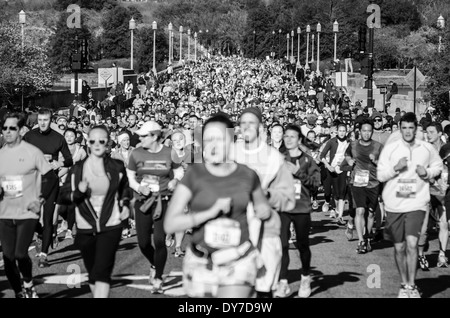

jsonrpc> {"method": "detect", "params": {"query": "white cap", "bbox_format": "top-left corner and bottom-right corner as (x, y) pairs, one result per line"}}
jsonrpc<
(135, 121), (162, 136)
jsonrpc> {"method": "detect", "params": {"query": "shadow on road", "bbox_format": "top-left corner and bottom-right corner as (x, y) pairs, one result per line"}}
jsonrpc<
(416, 275), (450, 298)
(309, 269), (362, 297)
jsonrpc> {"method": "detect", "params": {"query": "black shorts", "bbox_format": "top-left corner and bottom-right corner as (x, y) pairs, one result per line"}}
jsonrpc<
(384, 210), (426, 244)
(351, 185), (379, 211)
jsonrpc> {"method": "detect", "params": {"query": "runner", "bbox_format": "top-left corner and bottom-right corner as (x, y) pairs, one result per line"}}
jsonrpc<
(345, 119), (383, 254)
(377, 112), (442, 298)
(275, 124), (320, 298)
(0, 113), (57, 298)
(23, 108), (73, 268)
(164, 113), (272, 298)
(126, 121), (184, 294)
(59, 125), (130, 298)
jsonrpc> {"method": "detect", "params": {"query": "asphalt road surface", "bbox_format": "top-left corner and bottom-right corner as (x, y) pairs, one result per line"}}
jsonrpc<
(1, 206), (449, 298)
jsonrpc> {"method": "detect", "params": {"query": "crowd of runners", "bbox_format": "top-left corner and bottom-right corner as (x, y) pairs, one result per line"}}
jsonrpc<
(0, 55), (449, 298)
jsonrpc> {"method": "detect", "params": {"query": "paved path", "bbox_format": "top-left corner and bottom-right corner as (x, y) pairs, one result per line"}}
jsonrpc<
(1, 208), (449, 298)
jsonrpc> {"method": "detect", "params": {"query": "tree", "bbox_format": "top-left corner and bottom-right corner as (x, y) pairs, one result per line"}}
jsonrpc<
(136, 27), (169, 73)
(0, 23), (54, 106)
(55, 0), (117, 11)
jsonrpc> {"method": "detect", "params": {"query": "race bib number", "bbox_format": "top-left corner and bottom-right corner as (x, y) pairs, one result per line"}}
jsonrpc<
(354, 170), (370, 187)
(140, 175), (160, 193)
(294, 179), (302, 200)
(204, 218), (241, 249)
(396, 179), (417, 198)
(90, 195), (105, 215)
(1, 176), (24, 198)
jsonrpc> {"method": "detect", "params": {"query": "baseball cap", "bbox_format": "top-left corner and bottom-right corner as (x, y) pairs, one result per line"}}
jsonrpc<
(240, 107), (263, 123)
(135, 121), (162, 136)
(371, 111), (382, 119)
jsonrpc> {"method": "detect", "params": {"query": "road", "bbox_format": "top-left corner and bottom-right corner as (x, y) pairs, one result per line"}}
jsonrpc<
(1, 206), (449, 298)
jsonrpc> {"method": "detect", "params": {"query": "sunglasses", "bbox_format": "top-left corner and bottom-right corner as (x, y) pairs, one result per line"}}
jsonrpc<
(2, 126), (19, 131)
(88, 139), (108, 145)
(374, 118), (382, 122)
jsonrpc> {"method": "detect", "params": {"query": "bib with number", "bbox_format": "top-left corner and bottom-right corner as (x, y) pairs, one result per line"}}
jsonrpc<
(396, 179), (417, 198)
(354, 170), (370, 187)
(204, 218), (241, 249)
(294, 179), (302, 200)
(140, 175), (160, 193)
(1, 176), (24, 198)
(90, 195), (105, 215)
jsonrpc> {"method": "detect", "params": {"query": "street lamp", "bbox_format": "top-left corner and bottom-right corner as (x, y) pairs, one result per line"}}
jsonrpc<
(291, 30), (294, 61)
(297, 27), (301, 65)
(19, 10), (26, 112)
(187, 29), (191, 61)
(311, 33), (315, 62)
(380, 86), (387, 112)
(194, 32), (197, 61)
(168, 23), (173, 65)
(306, 25), (310, 67)
(278, 29), (281, 59)
(316, 22), (321, 73)
(179, 26), (183, 62)
(438, 15), (445, 53)
(287, 33), (290, 60)
(333, 20), (339, 62)
(253, 30), (256, 58)
(152, 21), (157, 75)
(129, 17), (136, 70)
(272, 30), (275, 58)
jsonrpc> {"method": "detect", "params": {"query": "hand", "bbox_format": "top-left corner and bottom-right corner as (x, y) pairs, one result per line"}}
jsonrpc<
(394, 157), (408, 172)
(138, 185), (151, 196)
(50, 161), (62, 170)
(416, 165), (427, 179)
(212, 197), (232, 217)
(347, 158), (355, 166)
(78, 178), (89, 193)
(168, 179), (178, 191)
(369, 154), (377, 164)
(27, 201), (41, 214)
(327, 165), (335, 173)
(120, 206), (130, 221)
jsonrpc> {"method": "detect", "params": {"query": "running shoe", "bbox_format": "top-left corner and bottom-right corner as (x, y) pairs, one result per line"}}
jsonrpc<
(418, 255), (429, 271)
(398, 284), (409, 298)
(149, 265), (156, 285)
(274, 279), (291, 298)
(174, 247), (185, 258)
(322, 202), (329, 213)
(64, 230), (73, 240)
(121, 228), (131, 239)
(298, 275), (312, 298)
(345, 224), (353, 241)
(312, 200), (319, 210)
(38, 253), (49, 268)
(329, 209), (336, 218)
(408, 285), (421, 298)
(165, 234), (174, 248)
(336, 217), (347, 226)
(130, 219), (136, 230)
(24, 285), (39, 298)
(356, 241), (367, 254)
(437, 253), (448, 268)
(151, 278), (164, 294)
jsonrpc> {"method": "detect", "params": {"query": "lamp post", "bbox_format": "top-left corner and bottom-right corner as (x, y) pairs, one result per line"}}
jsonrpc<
(187, 29), (191, 61)
(380, 86), (387, 112)
(333, 20), (339, 61)
(306, 25), (310, 68)
(152, 21), (157, 75)
(311, 33), (315, 62)
(272, 30), (275, 58)
(286, 33), (290, 60)
(168, 23), (172, 65)
(129, 17), (136, 70)
(206, 29), (209, 54)
(253, 30), (256, 58)
(316, 22), (321, 73)
(179, 26), (183, 61)
(278, 29), (281, 59)
(290, 30), (294, 61)
(19, 10), (26, 112)
(297, 27), (301, 65)
(438, 15), (445, 53)
(194, 32), (197, 62)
